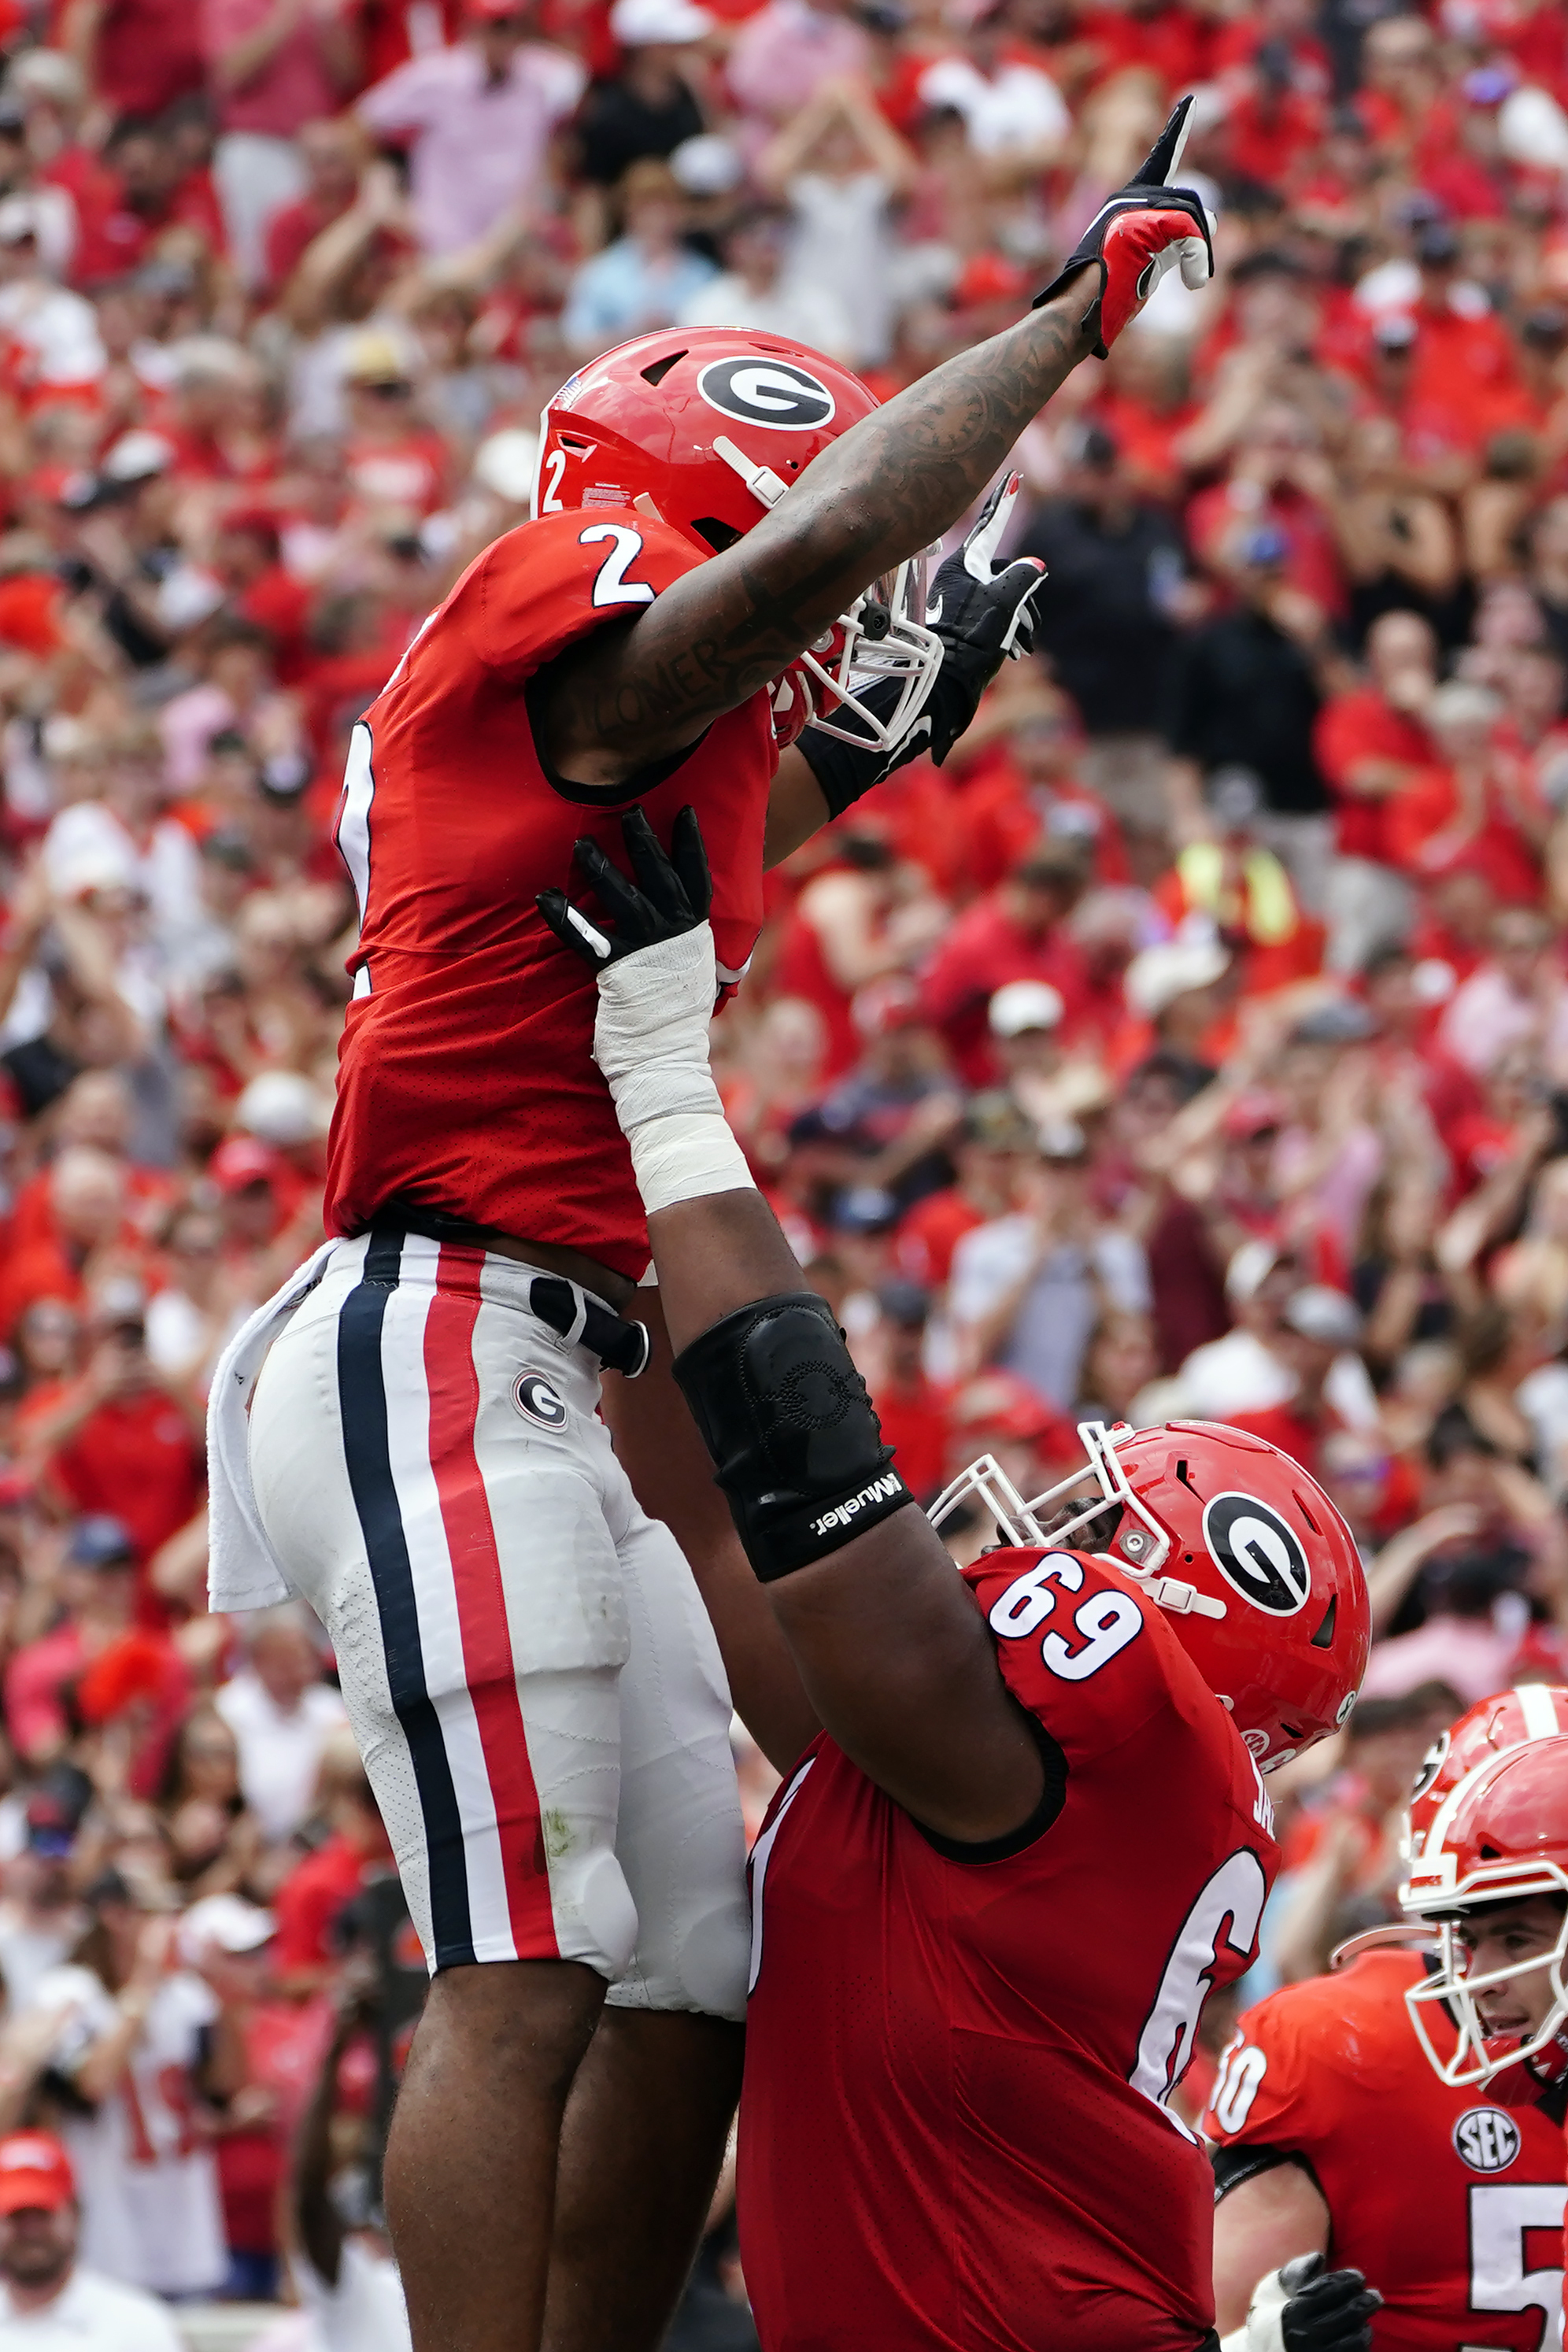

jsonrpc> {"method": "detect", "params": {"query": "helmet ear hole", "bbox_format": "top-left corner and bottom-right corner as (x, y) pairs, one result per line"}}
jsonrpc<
(693, 517), (741, 552)
(640, 350), (686, 387)
(1311, 1594), (1337, 1648)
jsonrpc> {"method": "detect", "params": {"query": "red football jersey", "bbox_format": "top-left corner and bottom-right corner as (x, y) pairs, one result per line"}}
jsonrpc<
(1204, 1951), (1566, 2351)
(325, 510), (775, 1279)
(739, 1544), (1279, 2351)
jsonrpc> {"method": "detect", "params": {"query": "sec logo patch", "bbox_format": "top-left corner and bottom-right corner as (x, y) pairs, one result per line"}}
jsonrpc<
(697, 357), (835, 432)
(513, 1373), (568, 1429)
(1201, 1492), (1311, 1617)
(1453, 2107), (1521, 2173)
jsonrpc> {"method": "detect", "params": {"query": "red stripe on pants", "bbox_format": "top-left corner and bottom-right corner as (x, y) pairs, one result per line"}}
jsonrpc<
(423, 1244), (557, 1958)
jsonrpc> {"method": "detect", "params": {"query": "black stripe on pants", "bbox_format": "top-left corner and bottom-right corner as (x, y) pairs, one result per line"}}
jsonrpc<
(337, 1227), (475, 1969)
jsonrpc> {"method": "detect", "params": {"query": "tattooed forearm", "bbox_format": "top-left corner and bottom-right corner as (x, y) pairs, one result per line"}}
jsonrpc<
(535, 283), (1094, 786)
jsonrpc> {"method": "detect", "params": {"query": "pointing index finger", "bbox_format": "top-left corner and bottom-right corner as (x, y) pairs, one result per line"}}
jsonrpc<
(1134, 93), (1195, 188)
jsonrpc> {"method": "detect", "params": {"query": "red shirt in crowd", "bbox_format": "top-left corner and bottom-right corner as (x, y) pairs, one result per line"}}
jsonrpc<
(952, 755), (1130, 896)
(263, 191), (354, 295)
(868, 1373), (954, 1500)
(1382, 762), (1544, 905)
(47, 1390), (203, 1569)
(894, 1185), (986, 1289)
(1186, 475), (1346, 619)
(46, 0), (205, 118)
(272, 1833), (375, 1979)
(919, 895), (1089, 1086)
(1078, 1), (1211, 94)
(1313, 686), (1432, 864)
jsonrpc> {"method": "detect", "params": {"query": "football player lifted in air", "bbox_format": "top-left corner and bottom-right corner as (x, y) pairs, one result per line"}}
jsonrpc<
(1206, 1687), (1568, 2352)
(210, 91), (1226, 2352)
(537, 804), (1378, 2352)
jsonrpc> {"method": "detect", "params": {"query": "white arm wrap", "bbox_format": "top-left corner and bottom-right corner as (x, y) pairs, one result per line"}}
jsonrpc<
(591, 924), (758, 1217)
(1219, 2268), (1288, 2352)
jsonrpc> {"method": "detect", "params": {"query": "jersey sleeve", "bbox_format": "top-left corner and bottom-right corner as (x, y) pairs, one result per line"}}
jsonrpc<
(465, 508), (708, 686)
(1202, 1985), (1322, 2156)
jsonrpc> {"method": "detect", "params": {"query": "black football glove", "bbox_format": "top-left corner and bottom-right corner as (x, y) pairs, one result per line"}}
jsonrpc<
(797, 473), (1045, 816)
(1278, 2254), (1382, 2352)
(536, 804), (711, 970)
(1034, 94), (1213, 357)
(920, 471), (1046, 764)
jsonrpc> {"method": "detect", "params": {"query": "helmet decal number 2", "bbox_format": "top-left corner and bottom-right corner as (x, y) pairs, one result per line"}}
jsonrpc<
(697, 357), (836, 431)
(1201, 1492), (1311, 1618)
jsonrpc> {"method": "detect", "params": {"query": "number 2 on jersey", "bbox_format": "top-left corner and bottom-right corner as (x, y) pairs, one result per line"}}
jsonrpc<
(580, 523), (656, 608)
(988, 1553), (1143, 1681)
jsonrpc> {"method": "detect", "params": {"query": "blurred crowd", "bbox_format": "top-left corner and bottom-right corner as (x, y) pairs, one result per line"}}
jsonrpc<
(0, 0), (1561, 2330)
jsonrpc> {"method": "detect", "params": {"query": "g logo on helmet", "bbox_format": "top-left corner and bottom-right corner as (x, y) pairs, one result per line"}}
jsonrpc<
(513, 1373), (567, 1429)
(1202, 1492), (1312, 1618)
(1453, 2108), (1521, 2173)
(697, 357), (836, 433)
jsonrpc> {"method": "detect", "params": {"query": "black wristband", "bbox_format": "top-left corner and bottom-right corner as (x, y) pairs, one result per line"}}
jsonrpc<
(795, 676), (915, 820)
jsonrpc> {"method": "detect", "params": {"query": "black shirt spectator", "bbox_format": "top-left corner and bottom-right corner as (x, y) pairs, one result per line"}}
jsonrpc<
(1019, 429), (1185, 736)
(575, 0), (712, 187)
(1163, 600), (1330, 815)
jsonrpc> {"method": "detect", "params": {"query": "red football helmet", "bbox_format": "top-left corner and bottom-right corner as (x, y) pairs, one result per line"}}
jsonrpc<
(1403, 1735), (1568, 2086)
(930, 1419), (1370, 1771)
(1402, 1684), (1568, 1891)
(531, 327), (942, 750)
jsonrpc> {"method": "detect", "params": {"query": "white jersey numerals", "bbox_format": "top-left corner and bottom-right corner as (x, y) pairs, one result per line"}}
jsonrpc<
(338, 721), (376, 1000)
(1130, 1848), (1269, 2136)
(1208, 2031), (1268, 2134)
(1466, 2183), (1565, 2350)
(987, 1552), (1144, 1682)
(581, 523), (656, 608)
(747, 1754), (815, 1997)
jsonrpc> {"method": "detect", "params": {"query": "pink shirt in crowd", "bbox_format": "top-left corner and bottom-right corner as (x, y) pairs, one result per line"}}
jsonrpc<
(357, 38), (586, 253)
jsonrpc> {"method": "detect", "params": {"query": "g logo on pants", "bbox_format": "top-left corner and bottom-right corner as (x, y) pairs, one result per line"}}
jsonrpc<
(513, 1373), (568, 1429)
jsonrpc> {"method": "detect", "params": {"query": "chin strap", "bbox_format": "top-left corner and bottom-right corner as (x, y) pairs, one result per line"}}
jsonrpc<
(712, 435), (788, 510)
(1142, 1573), (1226, 1621)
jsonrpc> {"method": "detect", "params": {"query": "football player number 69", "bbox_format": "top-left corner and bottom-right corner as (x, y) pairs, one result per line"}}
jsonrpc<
(988, 1555), (1144, 1683)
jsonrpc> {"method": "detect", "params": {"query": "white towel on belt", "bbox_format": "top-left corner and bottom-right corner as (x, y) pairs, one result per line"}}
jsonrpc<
(206, 1239), (335, 1613)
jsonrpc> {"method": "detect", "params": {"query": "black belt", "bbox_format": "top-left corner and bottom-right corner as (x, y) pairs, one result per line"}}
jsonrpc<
(527, 1271), (650, 1378)
(367, 1215), (650, 1378)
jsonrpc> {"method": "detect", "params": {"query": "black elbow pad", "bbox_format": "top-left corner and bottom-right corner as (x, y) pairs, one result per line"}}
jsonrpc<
(671, 1291), (914, 1580)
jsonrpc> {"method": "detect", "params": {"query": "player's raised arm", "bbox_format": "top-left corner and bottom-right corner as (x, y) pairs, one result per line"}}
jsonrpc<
(537, 811), (1046, 1844)
(532, 103), (1211, 791)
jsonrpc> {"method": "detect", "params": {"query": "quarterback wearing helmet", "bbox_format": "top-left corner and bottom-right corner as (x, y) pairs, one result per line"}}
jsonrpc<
(539, 806), (1374, 2350)
(1403, 1734), (1568, 2094)
(1401, 1732), (1568, 2285)
(1202, 1692), (1568, 2352)
(218, 98), (1219, 2352)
